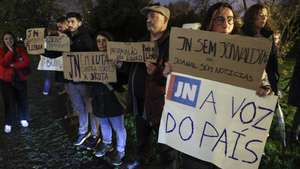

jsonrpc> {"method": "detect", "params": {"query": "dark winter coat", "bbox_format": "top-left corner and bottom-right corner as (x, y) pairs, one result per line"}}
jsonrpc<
(68, 26), (96, 52)
(91, 83), (124, 118)
(126, 62), (147, 115)
(144, 31), (170, 127)
(288, 55), (300, 107)
(67, 25), (96, 84)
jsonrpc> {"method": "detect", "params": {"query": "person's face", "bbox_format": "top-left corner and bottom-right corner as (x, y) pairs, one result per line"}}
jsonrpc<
(67, 17), (82, 32)
(57, 22), (68, 32)
(146, 11), (168, 34)
(96, 35), (108, 51)
(211, 7), (234, 34)
(255, 8), (268, 29)
(3, 34), (14, 48)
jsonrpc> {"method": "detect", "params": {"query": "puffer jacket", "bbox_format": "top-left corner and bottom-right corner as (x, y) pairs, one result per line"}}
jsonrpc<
(0, 47), (31, 82)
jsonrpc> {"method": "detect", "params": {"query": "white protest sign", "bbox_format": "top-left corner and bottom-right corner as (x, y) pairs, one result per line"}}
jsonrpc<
(158, 73), (278, 169)
(45, 35), (70, 52)
(26, 28), (45, 55)
(169, 27), (273, 90)
(37, 55), (63, 71)
(107, 41), (158, 62)
(63, 52), (116, 82)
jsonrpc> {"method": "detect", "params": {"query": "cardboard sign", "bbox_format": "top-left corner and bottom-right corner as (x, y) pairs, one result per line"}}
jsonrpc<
(26, 28), (45, 55)
(37, 55), (63, 71)
(45, 35), (70, 52)
(107, 41), (158, 62)
(63, 52), (116, 82)
(169, 27), (273, 90)
(158, 73), (278, 169)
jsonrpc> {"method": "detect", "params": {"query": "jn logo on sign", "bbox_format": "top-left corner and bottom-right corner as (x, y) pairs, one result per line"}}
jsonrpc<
(167, 75), (201, 107)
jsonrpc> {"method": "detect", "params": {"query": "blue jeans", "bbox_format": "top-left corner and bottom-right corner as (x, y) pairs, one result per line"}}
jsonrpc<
(98, 115), (127, 152)
(43, 71), (52, 93)
(66, 82), (98, 135)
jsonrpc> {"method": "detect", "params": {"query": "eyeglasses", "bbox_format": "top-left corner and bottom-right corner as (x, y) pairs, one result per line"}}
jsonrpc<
(213, 16), (234, 25)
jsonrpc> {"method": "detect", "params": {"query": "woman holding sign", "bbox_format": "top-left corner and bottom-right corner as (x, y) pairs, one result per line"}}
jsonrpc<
(241, 3), (279, 96)
(180, 2), (239, 169)
(91, 32), (127, 166)
(0, 32), (31, 133)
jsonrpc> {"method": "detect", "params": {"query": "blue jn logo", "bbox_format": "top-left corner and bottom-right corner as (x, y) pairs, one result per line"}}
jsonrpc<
(167, 75), (201, 107)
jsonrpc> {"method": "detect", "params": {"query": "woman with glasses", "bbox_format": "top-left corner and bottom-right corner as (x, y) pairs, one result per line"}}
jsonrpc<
(181, 3), (239, 169)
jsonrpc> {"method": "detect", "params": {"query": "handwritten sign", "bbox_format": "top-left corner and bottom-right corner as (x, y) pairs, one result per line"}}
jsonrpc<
(45, 35), (70, 52)
(158, 73), (278, 169)
(169, 27), (273, 90)
(107, 41), (158, 62)
(37, 55), (63, 71)
(63, 52), (116, 82)
(26, 28), (45, 55)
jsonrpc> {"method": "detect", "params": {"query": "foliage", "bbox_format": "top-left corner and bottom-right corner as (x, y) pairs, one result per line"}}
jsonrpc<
(168, 0), (201, 27)
(0, 0), (63, 38)
(88, 0), (152, 41)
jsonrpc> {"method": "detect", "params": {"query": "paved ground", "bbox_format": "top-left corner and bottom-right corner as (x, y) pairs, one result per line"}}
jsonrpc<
(0, 58), (121, 169)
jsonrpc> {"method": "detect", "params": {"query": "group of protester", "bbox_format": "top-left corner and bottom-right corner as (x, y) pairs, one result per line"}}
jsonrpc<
(0, 1), (299, 169)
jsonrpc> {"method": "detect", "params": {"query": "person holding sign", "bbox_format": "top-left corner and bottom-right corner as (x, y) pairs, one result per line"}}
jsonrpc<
(91, 32), (127, 166)
(0, 32), (31, 133)
(65, 12), (98, 146)
(127, 3), (178, 169)
(179, 2), (239, 169)
(241, 3), (279, 96)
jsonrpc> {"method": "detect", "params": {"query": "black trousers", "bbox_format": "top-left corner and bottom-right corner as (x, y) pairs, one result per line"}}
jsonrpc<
(1, 80), (29, 125)
(135, 115), (178, 169)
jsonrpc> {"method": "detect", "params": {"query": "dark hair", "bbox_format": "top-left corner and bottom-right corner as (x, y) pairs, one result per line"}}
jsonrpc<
(96, 31), (114, 41)
(56, 16), (67, 23)
(46, 23), (59, 36)
(201, 2), (239, 34)
(1, 31), (17, 52)
(66, 12), (82, 21)
(242, 3), (273, 37)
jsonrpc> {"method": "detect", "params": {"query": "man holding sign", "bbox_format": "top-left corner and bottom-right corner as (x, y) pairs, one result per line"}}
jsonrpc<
(65, 12), (98, 147)
(127, 3), (178, 169)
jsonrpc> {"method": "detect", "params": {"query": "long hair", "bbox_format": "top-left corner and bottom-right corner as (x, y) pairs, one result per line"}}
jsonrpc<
(242, 3), (273, 38)
(201, 2), (239, 34)
(1, 31), (17, 53)
(97, 31), (114, 41)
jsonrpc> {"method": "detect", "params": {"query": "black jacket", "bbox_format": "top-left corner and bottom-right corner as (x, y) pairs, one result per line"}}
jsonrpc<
(288, 54), (300, 107)
(68, 26), (96, 52)
(91, 83), (124, 117)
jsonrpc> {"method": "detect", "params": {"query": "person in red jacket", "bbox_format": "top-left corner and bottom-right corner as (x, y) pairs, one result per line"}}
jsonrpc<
(0, 31), (31, 133)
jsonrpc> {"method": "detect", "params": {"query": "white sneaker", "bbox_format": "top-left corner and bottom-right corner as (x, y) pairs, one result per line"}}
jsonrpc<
(20, 120), (29, 127)
(4, 125), (12, 133)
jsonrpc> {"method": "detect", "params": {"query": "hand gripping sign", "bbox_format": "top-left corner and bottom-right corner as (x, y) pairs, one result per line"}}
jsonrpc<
(158, 73), (278, 169)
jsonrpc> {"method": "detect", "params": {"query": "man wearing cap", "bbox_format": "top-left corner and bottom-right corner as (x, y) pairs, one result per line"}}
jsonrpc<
(127, 3), (178, 169)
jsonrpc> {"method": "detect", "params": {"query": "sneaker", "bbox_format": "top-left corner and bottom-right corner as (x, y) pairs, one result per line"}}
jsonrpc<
(84, 135), (100, 150)
(111, 150), (125, 166)
(42, 91), (49, 95)
(57, 89), (67, 95)
(126, 160), (140, 169)
(20, 120), (29, 127)
(95, 143), (113, 157)
(73, 132), (91, 146)
(4, 125), (12, 133)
